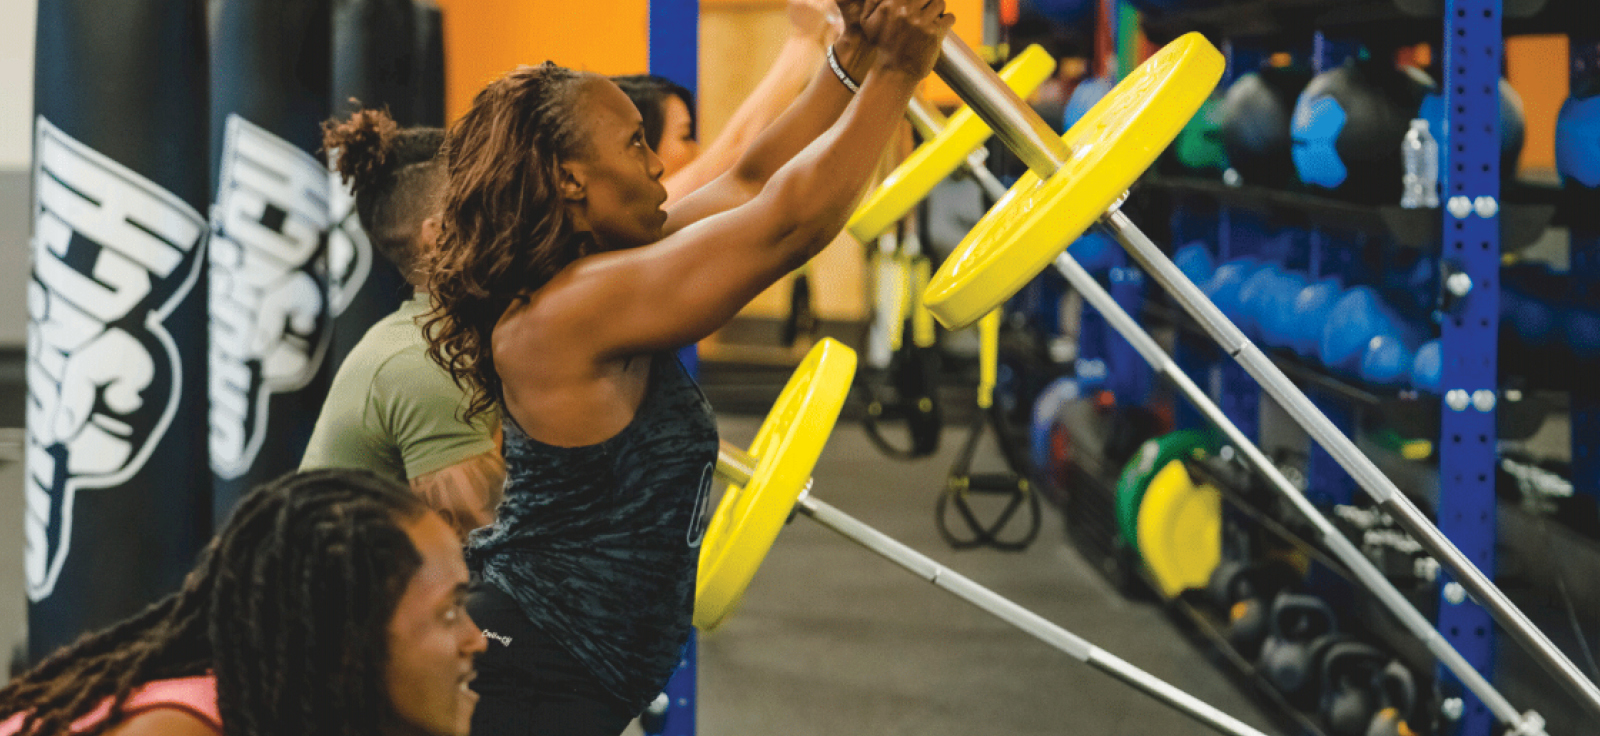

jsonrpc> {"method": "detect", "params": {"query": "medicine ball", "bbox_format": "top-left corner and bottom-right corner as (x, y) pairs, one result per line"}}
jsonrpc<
(1557, 92), (1600, 189)
(1221, 66), (1313, 187)
(1291, 58), (1434, 202)
(1064, 75), (1115, 131)
(1417, 78), (1526, 177)
(1170, 97), (1229, 176)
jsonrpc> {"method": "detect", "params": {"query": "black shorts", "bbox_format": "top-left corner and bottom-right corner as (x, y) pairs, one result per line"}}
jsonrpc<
(467, 583), (638, 736)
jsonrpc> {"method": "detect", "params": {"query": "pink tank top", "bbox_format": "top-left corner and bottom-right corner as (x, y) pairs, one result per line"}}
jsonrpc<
(0, 675), (220, 735)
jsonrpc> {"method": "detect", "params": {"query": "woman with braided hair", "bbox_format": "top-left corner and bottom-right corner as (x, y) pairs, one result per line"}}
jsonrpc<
(0, 469), (487, 736)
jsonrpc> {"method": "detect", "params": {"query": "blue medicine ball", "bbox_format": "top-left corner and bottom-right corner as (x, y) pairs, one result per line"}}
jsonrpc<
(1291, 59), (1434, 202)
(1412, 339), (1442, 394)
(1287, 278), (1341, 357)
(1557, 93), (1600, 189)
(1321, 286), (1396, 373)
(1064, 76), (1115, 131)
(1174, 242), (1215, 286)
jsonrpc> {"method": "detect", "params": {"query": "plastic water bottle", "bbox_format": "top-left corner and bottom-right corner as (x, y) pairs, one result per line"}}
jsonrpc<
(1401, 118), (1439, 209)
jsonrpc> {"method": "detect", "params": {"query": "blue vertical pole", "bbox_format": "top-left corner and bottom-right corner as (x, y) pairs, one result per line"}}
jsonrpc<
(652, 0), (701, 383)
(650, 4), (699, 736)
(1438, 2), (1501, 735)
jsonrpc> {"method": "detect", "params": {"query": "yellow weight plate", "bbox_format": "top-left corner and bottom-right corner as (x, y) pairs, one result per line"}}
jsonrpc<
(924, 33), (1225, 330)
(1136, 459), (1222, 600)
(846, 44), (1057, 243)
(695, 337), (857, 631)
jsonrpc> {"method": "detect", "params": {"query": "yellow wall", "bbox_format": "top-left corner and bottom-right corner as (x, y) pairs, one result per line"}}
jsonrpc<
(434, 0), (649, 123)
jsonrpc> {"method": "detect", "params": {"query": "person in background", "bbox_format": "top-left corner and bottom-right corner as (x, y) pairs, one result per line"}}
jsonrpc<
(301, 110), (505, 541)
(0, 469), (487, 736)
(613, 0), (844, 205)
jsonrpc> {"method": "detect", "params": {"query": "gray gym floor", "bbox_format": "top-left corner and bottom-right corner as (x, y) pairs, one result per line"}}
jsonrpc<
(675, 413), (1280, 736)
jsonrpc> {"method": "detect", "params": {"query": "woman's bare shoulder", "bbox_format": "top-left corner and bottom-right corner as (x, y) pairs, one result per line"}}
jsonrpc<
(103, 709), (220, 736)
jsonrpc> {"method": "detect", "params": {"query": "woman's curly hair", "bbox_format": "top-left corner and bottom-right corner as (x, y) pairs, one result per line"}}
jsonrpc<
(0, 470), (428, 736)
(421, 62), (595, 420)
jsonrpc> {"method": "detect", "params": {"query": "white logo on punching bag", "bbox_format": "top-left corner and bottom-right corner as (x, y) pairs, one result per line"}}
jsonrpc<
(326, 160), (372, 317)
(26, 118), (206, 601)
(209, 115), (331, 479)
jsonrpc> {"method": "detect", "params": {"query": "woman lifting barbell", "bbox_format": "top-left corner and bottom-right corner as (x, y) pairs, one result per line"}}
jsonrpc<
(420, 1), (953, 735)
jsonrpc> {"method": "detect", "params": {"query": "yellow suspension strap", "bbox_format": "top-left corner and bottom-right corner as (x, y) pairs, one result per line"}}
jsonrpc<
(858, 216), (942, 460)
(936, 307), (1040, 551)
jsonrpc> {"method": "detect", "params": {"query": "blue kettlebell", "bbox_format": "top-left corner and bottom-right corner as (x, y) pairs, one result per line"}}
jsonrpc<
(1566, 306), (1600, 360)
(1237, 264), (1288, 341)
(1257, 269), (1308, 349)
(1556, 91), (1600, 189)
(1206, 259), (1264, 324)
(1360, 333), (1415, 387)
(1174, 241), (1216, 286)
(1288, 278), (1342, 358)
(1322, 286), (1395, 374)
(1063, 76), (1115, 132)
(1411, 339), (1441, 394)
(1068, 230), (1118, 273)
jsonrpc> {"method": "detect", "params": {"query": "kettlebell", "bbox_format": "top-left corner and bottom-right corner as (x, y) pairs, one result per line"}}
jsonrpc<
(1365, 660), (1417, 736)
(1258, 592), (1339, 703)
(1318, 641), (1388, 736)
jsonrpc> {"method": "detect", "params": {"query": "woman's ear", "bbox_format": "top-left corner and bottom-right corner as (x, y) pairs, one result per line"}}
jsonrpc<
(558, 161), (587, 202)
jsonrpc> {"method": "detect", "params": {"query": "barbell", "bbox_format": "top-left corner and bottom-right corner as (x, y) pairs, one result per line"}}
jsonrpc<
(696, 338), (1273, 736)
(905, 27), (1590, 728)
(892, 67), (1540, 731)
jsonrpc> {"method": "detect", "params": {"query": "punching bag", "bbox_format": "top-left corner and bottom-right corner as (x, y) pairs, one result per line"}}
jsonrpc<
(413, 0), (447, 128)
(28, 0), (212, 660)
(209, 0), (334, 522)
(327, 0), (418, 378)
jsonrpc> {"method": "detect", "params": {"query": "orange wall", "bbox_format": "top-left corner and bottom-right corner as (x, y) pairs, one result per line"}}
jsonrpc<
(434, 0), (649, 123)
(436, 0), (988, 120)
(1506, 35), (1568, 178)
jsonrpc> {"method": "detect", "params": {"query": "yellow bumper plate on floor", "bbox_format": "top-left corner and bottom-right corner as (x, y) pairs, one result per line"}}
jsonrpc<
(695, 338), (856, 631)
(924, 32), (1225, 330)
(1137, 459), (1222, 600)
(846, 44), (1057, 243)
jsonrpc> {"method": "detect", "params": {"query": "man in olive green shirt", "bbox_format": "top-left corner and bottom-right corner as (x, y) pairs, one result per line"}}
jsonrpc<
(301, 116), (502, 539)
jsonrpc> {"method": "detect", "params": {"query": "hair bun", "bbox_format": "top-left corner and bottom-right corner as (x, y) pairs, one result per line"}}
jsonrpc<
(322, 106), (400, 195)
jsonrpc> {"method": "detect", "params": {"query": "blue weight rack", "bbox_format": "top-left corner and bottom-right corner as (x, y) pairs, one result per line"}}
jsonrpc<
(1151, 2), (1507, 733)
(1436, 3), (1501, 735)
(649, 3), (700, 735)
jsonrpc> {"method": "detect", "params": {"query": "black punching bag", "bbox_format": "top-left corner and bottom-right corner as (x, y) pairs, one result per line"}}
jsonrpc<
(413, 0), (447, 128)
(208, 0), (334, 523)
(327, 0), (417, 376)
(28, 0), (211, 661)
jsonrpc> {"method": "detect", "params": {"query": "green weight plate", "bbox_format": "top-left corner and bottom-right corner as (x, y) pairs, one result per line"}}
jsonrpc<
(1114, 429), (1220, 558)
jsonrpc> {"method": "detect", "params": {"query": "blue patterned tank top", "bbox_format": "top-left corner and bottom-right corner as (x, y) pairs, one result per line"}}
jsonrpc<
(466, 353), (719, 713)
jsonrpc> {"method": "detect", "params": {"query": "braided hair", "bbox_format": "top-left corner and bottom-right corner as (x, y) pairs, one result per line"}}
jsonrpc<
(0, 470), (429, 736)
(322, 107), (446, 277)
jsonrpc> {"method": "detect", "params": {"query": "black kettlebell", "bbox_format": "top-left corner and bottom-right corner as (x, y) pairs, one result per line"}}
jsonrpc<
(1365, 660), (1417, 736)
(1258, 592), (1339, 703)
(1318, 641), (1388, 736)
